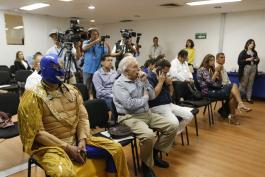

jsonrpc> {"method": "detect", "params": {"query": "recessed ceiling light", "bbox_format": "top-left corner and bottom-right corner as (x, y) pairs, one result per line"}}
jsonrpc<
(90, 19), (95, 23)
(88, 5), (95, 10)
(20, 3), (50, 11)
(186, 0), (241, 6)
(13, 26), (24, 29)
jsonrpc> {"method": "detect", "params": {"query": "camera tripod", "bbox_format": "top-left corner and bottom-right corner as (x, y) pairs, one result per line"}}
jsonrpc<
(58, 42), (77, 83)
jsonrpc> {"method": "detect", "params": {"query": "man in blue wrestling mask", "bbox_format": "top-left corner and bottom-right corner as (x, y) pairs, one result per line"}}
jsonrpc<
(18, 54), (130, 177)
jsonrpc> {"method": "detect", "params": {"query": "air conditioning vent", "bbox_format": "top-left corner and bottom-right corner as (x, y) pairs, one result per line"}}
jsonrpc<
(120, 19), (134, 23)
(160, 3), (182, 7)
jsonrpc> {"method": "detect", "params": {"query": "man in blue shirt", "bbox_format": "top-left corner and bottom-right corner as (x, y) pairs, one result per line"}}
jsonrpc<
(148, 59), (194, 135)
(82, 28), (110, 99)
(92, 55), (118, 118)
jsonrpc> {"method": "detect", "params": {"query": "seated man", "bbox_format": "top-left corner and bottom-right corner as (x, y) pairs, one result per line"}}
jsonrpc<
(92, 55), (118, 118)
(18, 54), (130, 177)
(148, 59), (194, 135)
(143, 59), (156, 74)
(169, 49), (193, 83)
(113, 56), (178, 177)
(215, 52), (231, 86)
(25, 52), (43, 90)
(169, 50), (196, 100)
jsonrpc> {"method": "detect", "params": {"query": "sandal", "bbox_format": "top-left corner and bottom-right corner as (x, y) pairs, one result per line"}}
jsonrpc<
(237, 102), (252, 113)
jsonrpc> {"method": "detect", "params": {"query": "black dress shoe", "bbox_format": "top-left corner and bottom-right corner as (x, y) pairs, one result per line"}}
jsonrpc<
(153, 149), (169, 168)
(142, 162), (156, 177)
(154, 156), (169, 168)
(191, 108), (199, 115)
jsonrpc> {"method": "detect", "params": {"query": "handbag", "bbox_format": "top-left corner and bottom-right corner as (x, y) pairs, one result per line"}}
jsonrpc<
(109, 124), (133, 139)
(209, 83), (222, 90)
(0, 111), (14, 128)
(187, 83), (202, 100)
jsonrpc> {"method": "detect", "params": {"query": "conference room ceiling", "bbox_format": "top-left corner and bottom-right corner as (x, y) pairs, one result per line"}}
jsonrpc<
(1, 0), (265, 24)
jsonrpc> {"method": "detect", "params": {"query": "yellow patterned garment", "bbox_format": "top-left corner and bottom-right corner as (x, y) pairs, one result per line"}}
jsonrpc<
(18, 83), (130, 177)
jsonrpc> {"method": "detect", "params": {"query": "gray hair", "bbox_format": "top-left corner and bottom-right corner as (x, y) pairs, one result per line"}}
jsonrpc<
(118, 56), (138, 74)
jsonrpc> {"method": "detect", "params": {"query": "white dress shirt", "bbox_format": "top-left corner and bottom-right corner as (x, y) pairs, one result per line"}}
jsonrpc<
(25, 71), (42, 90)
(169, 58), (193, 81)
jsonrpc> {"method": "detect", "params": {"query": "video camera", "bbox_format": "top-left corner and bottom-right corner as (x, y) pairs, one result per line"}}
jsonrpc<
(58, 19), (85, 44)
(120, 29), (142, 40)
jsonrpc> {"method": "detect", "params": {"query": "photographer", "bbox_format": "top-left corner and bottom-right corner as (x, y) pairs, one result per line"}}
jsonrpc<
(112, 31), (137, 70)
(82, 28), (110, 100)
(46, 30), (81, 84)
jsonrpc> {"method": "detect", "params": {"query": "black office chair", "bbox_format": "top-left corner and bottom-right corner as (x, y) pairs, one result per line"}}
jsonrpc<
(0, 71), (18, 92)
(0, 71), (11, 84)
(0, 65), (10, 72)
(172, 81), (212, 136)
(84, 99), (140, 176)
(74, 83), (89, 101)
(0, 92), (20, 139)
(15, 70), (32, 82)
(9, 65), (16, 76)
(15, 70), (32, 94)
(28, 157), (50, 177)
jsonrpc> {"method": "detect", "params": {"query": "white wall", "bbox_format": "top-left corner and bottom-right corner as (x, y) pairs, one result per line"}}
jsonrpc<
(100, 10), (265, 71)
(100, 14), (222, 67)
(1, 10), (264, 72)
(223, 10), (265, 72)
(0, 10), (69, 67)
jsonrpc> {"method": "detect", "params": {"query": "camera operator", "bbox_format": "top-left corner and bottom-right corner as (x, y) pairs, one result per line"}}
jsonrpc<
(46, 30), (81, 84)
(82, 28), (110, 100)
(111, 33), (137, 70)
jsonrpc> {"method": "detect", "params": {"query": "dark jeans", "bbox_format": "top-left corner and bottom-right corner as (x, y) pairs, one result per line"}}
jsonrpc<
(86, 145), (116, 173)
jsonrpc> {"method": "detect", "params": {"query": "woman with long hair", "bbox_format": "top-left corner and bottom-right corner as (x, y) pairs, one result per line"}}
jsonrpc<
(197, 54), (251, 125)
(14, 51), (31, 72)
(238, 39), (259, 104)
(185, 39), (195, 73)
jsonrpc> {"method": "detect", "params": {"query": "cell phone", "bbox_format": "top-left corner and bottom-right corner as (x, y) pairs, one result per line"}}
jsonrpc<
(80, 151), (87, 161)
(156, 66), (162, 75)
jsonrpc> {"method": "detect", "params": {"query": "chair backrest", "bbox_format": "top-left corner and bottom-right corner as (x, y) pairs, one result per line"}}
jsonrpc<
(15, 70), (32, 82)
(0, 65), (10, 73)
(83, 99), (109, 129)
(111, 100), (118, 124)
(0, 92), (20, 116)
(0, 71), (11, 84)
(194, 79), (202, 91)
(172, 81), (190, 102)
(74, 83), (89, 101)
(9, 65), (16, 74)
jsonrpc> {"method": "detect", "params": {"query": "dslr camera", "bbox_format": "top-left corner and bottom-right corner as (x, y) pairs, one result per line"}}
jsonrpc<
(101, 35), (110, 42)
